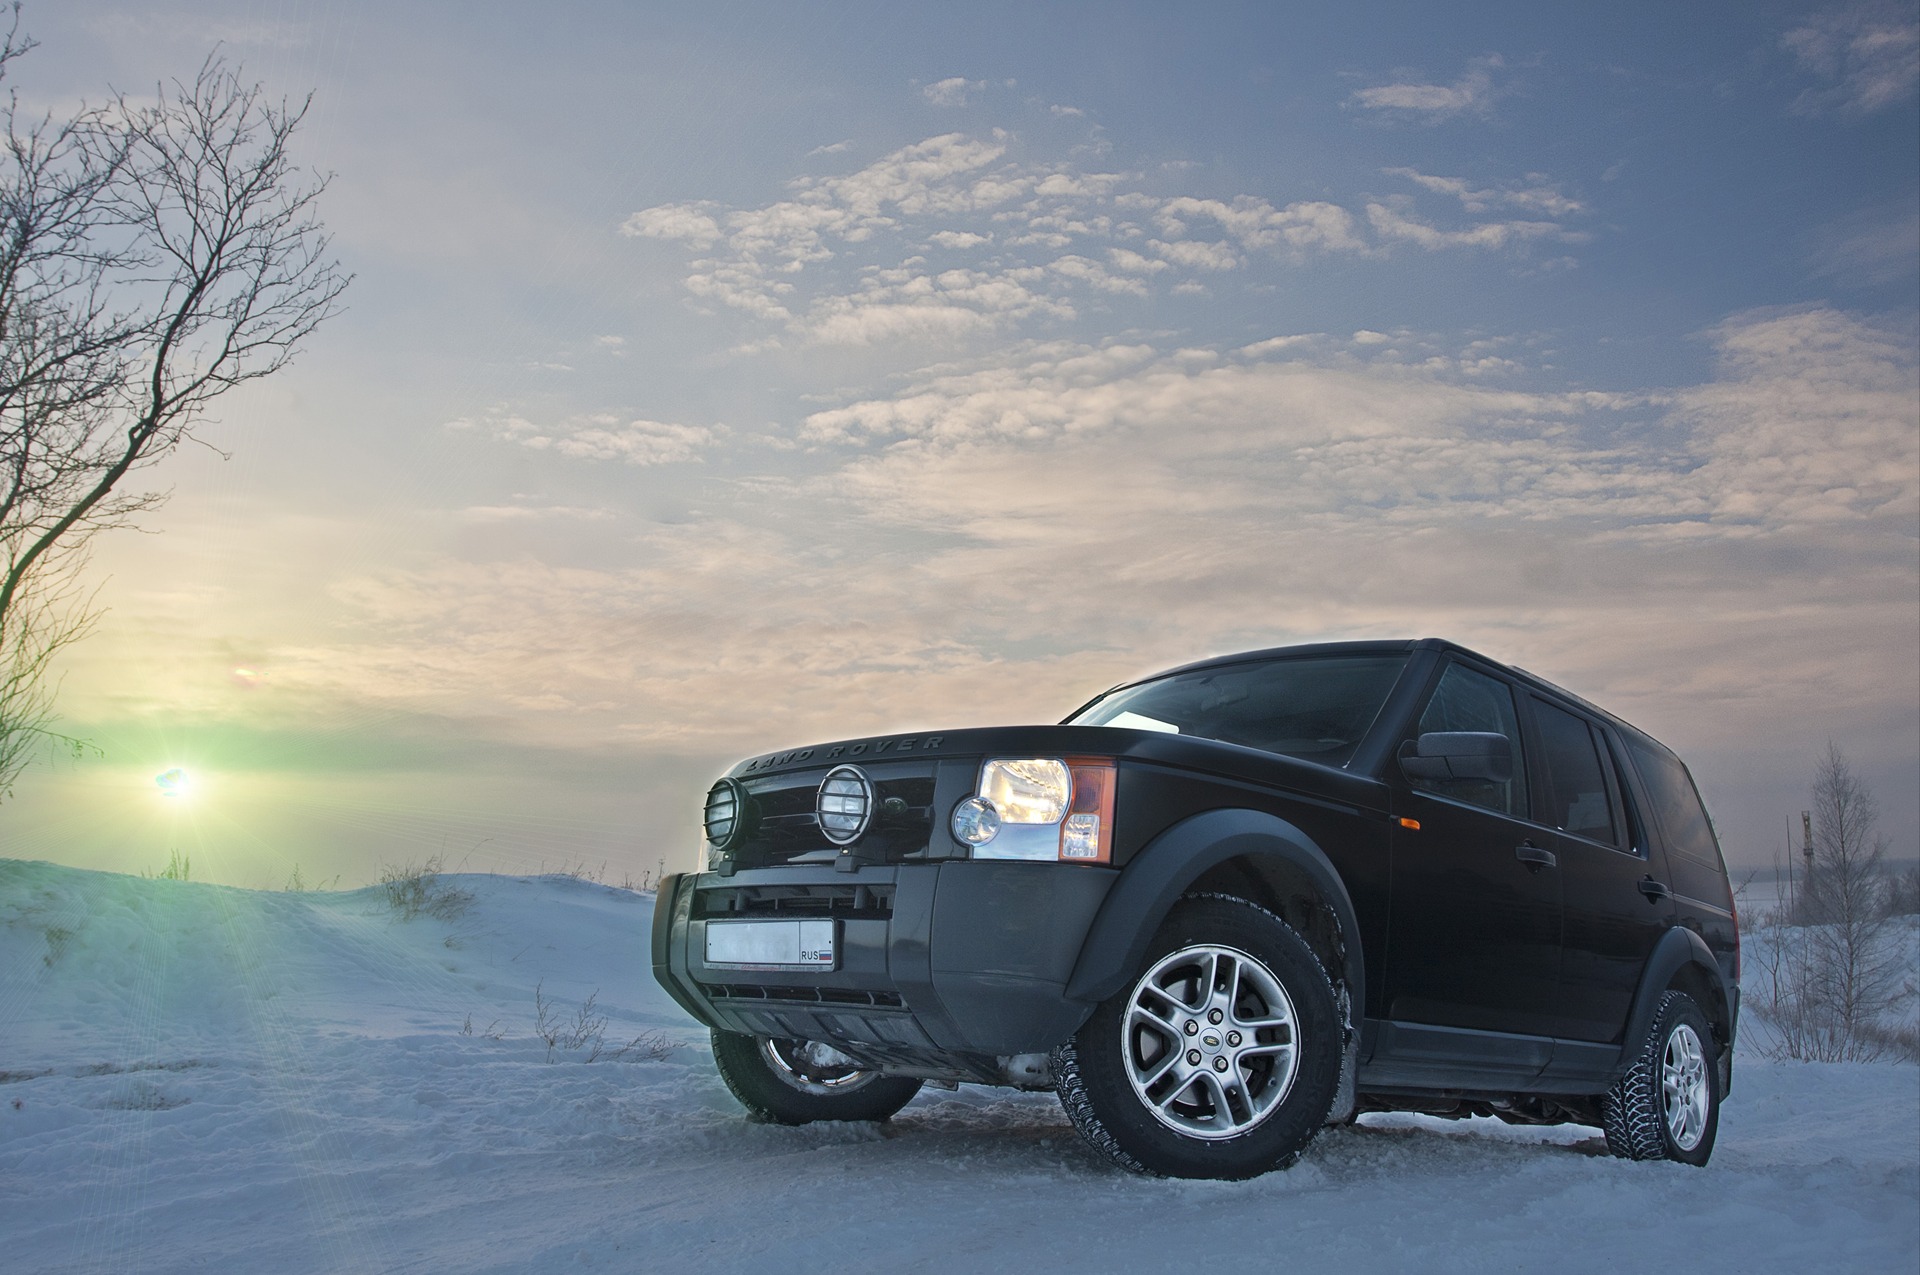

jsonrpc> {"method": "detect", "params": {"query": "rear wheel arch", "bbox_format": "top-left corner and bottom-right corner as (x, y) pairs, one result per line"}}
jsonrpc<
(1619, 927), (1735, 1074)
(1666, 958), (1730, 1044)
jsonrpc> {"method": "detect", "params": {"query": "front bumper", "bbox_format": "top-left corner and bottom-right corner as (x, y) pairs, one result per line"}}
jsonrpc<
(653, 859), (1117, 1078)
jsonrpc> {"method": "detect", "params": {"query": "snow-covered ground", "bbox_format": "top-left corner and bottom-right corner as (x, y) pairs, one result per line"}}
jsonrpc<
(2, 860), (1915, 1274)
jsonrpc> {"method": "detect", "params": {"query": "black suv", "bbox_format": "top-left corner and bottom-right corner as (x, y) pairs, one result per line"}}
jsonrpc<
(653, 639), (1738, 1179)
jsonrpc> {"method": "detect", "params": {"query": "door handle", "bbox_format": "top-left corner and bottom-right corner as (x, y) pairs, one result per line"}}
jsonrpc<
(1515, 843), (1558, 870)
(1637, 876), (1672, 902)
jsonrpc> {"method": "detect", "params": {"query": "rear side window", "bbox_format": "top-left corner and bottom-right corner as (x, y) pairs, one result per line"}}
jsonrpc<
(1532, 699), (1619, 845)
(1409, 663), (1530, 819)
(1625, 737), (1722, 865)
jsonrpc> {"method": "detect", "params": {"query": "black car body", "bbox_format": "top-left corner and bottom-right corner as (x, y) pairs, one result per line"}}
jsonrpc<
(654, 638), (1739, 1177)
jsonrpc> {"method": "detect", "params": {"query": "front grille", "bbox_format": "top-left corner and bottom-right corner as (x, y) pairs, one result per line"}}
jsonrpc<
(696, 883), (893, 920)
(714, 761), (941, 868)
(710, 984), (906, 1008)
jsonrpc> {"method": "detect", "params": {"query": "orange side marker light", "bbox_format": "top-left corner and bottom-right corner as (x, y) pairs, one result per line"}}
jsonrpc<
(1398, 817), (1421, 831)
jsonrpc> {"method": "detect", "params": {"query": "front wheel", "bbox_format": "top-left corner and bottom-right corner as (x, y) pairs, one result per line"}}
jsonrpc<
(1053, 894), (1342, 1179)
(710, 1030), (923, 1125)
(1600, 990), (1720, 1165)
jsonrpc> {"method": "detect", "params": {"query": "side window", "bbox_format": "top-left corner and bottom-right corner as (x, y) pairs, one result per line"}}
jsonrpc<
(1532, 699), (1619, 845)
(1602, 732), (1651, 857)
(1625, 737), (1723, 866)
(1410, 663), (1529, 819)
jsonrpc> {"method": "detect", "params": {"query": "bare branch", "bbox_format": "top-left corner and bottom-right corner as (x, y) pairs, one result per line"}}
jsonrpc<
(0, 23), (346, 797)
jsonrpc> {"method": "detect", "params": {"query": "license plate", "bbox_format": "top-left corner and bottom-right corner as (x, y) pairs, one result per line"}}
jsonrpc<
(704, 919), (836, 970)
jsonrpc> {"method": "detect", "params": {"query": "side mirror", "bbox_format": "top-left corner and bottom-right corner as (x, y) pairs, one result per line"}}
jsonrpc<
(1399, 731), (1513, 783)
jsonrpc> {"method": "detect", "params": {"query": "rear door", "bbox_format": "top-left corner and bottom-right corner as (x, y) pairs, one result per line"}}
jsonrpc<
(1621, 733), (1738, 992)
(1528, 695), (1674, 1044)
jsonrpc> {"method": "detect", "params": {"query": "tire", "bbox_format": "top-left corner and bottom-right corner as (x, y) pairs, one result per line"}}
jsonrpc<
(709, 1030), (922, 1125)
(1600, 990), (1720, 1166)
(1053, 894), (1343, 1179)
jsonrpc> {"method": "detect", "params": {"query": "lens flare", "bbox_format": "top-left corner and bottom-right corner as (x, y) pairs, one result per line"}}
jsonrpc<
(155, 767), (193, 799)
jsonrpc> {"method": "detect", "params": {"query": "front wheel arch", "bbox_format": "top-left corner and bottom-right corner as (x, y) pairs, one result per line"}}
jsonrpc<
(1064, 808), (1366, 1029)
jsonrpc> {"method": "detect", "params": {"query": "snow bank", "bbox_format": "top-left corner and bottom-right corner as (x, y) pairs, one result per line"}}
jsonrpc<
(2, 859), (1915, 1273)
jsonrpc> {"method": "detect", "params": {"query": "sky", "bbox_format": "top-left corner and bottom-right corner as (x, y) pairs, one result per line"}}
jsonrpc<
(0, 0), (1914, 888)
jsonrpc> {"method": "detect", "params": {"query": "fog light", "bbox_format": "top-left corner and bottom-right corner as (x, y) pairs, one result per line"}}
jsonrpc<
(951, 796), (1001, 845)
(704, 777), (746, 849)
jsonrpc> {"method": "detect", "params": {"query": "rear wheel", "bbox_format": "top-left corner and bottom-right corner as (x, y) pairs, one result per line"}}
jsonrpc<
(1600, 990), (1720, 1165)
(710, 1030), (923, 1125)
(1053, 895), (1342, 1179)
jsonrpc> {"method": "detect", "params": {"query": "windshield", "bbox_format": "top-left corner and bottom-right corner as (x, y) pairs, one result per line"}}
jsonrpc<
(1067, 654), (1408, 767)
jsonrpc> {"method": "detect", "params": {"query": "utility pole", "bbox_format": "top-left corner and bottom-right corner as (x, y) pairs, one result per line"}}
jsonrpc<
(1801, 809), (1815, 921)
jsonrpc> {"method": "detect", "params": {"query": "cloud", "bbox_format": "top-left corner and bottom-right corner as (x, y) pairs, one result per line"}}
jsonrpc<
(466, 411), (718, 465)
(1350, 54), (1506, 120)
(378, 309), (1910, 764)
(1366, 200), (1583, 252)
(1674, 306), (1919, 527)
(1108, 247), (1169, 275)
(1382, 168), (1584, 217)
(1807, 203), (1920, 285)
(923, 77), (986, 107)
(1235, 334), (1321, 357)
(545, 419), (715, 465)
(1149, 239), (1241, 271)
(1048, 255), (1149, 295)
(1784, 2), (1920, 116)
(795, 309), (1914, 549)
(621, 131), (1592, 344)
(619, 203), (723, 248)
(458, 504), (615, 523)
(1155, 197), (1368, 255)
(1359, 168), (1588, 255)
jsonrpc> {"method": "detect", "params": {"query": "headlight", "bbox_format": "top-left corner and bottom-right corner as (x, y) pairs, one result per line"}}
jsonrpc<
(956, 757), (1115, 865)
(980, 759), (1071, 823)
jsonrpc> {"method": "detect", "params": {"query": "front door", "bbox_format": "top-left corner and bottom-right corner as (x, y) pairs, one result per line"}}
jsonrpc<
(1384, 660), (1563, 1039)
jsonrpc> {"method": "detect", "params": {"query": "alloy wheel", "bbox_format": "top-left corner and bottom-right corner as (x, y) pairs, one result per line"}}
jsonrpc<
(1120, 942), (1300, 1140)
(760, 1038), (874, 1095)
(1662, 1022), (1709, 1151)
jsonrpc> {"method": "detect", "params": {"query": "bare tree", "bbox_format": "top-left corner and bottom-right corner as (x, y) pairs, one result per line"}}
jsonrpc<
(1748, 742), (1907, 1061)
(0, 9), (346, 796)
(1801, 744), (1900, 1033)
